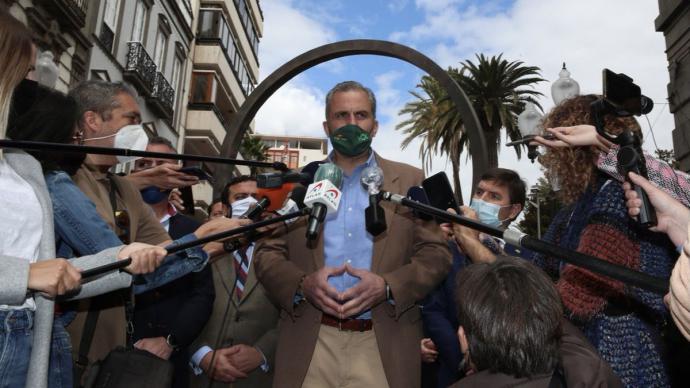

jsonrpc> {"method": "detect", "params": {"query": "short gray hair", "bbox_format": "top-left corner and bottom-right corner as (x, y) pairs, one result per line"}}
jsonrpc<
(325, 80), (377, 119)
(69, 80), (138, 128)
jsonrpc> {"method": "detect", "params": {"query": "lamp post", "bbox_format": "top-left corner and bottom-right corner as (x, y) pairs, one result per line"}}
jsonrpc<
(517, 102), (543, 162)
(551, 63), (580, 105)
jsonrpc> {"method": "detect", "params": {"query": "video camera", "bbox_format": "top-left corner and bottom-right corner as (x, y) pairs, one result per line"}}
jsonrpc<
(591, 69), (656, 227)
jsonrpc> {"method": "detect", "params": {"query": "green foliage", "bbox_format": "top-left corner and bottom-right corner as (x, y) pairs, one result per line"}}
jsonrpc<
(518, 177), (562, 238)
(239, 132), (268, 175)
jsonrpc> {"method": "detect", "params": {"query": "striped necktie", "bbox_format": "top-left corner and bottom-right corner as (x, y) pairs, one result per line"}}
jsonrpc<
(234, 246), (250, 299)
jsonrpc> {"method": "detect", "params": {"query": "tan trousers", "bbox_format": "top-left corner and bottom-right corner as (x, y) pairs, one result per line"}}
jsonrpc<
(301, 325), (390, 388)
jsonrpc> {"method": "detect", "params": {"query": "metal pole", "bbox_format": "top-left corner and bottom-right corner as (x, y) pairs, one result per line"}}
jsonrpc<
(536, 195), (541, 239)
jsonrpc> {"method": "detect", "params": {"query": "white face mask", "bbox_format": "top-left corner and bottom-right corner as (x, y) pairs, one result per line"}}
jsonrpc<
(231, 196), (258, 219)
(84, 124), (149, 163)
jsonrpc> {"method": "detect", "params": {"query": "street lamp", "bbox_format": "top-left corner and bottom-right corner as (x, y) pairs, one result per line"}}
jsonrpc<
(517, 102), (543, 162)
(529, 188), (542, 239)
(551, 63), (580, 105)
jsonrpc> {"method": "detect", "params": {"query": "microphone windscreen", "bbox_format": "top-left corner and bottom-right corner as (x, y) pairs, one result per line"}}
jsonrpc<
(289, 184), (307, 209)
(301, 161), (325, 185)
(256, 183), (293, 212)
(314, 163), (343, 188)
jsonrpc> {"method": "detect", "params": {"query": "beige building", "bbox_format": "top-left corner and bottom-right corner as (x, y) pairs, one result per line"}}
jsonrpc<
(185, 0), (263, 210)
(254, 134), (329, 169)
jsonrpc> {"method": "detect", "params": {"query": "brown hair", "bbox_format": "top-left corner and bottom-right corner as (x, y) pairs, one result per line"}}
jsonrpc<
(0, 10), (34, 153)
(539, 94), (641, 204)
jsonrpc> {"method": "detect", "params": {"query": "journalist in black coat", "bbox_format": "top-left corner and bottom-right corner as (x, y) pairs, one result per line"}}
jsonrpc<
(133, 210), (215, 388)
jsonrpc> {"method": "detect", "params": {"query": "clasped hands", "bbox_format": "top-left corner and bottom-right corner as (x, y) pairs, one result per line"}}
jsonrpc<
(301, 264), (386, 318)
(201, 344), (263, 383)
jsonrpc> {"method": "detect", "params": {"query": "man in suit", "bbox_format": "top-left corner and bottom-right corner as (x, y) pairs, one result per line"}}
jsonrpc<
(421, 168), (526, 388)
(130, 137), (215, 388)
(254, 81), (451, 388)
(189, 176), (280, 388)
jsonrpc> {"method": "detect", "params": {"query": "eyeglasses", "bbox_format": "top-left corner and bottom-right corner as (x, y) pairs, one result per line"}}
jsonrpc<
(114, 209), (131, 244)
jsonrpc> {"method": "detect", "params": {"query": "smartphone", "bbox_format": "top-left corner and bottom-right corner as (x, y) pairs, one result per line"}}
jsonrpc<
(422, 172), (460, 220)
(180, 166), (213, 182)
(603, 69), (641, 115)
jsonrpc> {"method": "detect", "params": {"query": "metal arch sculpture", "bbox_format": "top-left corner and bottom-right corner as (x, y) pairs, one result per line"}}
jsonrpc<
(217, 39), (489, 204)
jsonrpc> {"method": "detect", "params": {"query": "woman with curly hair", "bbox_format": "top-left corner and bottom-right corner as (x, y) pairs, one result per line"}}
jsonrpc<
(533, 94), (680, 387)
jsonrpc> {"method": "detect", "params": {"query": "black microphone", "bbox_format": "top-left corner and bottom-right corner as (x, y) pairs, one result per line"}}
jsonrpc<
(242, 196), (270, 221)
(257, 170), (313, 188)
(362, 166), (386, 236)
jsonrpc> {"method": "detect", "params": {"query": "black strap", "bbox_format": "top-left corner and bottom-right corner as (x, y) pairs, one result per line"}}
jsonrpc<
(74, 304), (100, 385)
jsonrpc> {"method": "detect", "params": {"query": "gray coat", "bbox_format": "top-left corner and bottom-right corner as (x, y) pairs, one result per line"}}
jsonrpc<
(0, 150), (132, 388)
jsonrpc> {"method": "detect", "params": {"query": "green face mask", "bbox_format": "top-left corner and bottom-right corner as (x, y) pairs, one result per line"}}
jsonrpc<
(329, 124), (372, 157)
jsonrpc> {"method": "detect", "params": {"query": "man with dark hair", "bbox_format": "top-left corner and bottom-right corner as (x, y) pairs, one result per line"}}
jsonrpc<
(450, 256), (620, 387)
(422, 167), (526, 387)
(189, 174), (279, 388)
(130, 138), (215, 388)
(207, 198), (227, 220)
(254, 80), (450, 388)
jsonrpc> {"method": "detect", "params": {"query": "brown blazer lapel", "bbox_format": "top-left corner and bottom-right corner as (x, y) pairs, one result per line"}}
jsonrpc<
(373, 154), (399, 273)
(239, 253), (259, 303)
(216, 255), (240, 307)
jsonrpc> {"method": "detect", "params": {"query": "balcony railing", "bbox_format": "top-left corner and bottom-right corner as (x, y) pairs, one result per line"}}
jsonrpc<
(148, 72), (175, 119)
(123, 42), (157, 96)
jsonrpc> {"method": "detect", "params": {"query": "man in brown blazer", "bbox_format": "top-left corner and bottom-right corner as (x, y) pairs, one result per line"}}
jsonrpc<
(189, 176), (280, 388)
(254, 81), (451, 388)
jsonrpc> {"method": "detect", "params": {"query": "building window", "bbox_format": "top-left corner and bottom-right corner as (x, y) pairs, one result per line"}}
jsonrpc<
(131, 0), (148, 42)
(103, 0), (120, 30)
(196, 8), (255, 96)
(153, 15), (171, 71)
(190, 71), (215, 104)
(170, 54), (183, 124)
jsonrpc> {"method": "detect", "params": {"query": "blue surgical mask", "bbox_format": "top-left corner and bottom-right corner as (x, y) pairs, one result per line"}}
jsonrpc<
(470, 199), (510, 228)
(140, 186), (170, 205)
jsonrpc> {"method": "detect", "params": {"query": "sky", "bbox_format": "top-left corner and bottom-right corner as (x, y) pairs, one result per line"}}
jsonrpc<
(254, 0), (674, 203)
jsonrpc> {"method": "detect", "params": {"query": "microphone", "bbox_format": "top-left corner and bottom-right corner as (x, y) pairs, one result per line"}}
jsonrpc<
(242, 196), (270, 221)
(304, 163), (343, 240)
(276, 185), (307, 226)
(361, 166), (386, 236)
(257, 171), (312, 188)
(256, 184), (294, 212)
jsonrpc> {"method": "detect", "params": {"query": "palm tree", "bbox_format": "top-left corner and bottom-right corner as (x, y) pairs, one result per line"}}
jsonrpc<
(453, 53), (546, 168)
(239, 132), (268, 175)
(397, 74), (467, 203)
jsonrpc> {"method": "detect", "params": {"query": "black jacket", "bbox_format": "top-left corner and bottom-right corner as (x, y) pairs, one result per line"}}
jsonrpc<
(133, 212), (215, 388)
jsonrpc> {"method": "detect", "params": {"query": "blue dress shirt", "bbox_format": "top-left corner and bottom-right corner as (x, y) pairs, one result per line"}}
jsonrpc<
(323, 152), (376, 319)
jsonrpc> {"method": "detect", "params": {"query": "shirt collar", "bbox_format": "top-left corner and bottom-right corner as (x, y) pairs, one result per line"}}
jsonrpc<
(326, 151), (377, 175)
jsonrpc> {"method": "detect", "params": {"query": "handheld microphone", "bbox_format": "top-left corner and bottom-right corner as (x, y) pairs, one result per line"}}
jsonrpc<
(242, 196), (270, 221)
(257, 171), (312, 188)
(304, 163), (343, 240)
(256, 184), (294, 211)
(361, 166), (386, 236)
(276, 185), (307, 226)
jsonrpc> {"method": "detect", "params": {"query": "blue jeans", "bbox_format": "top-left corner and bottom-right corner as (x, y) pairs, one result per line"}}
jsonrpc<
(46, 170), (208, 295)
(48, 314), (73, 388)
(0, 309), (33, 388)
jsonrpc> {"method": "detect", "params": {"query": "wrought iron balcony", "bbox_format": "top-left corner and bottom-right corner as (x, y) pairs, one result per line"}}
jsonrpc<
(148, 72), (175, 119)
(123, 42), (157, 96)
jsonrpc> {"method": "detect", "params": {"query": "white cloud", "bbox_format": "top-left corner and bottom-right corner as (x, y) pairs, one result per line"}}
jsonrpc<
(388, 0), (673, 200)
(255, 80), (326, 137)
(258, 0), (338, 78)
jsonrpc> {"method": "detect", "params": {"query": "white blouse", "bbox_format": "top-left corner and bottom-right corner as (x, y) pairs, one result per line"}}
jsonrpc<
(0, 158), (43, 310)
